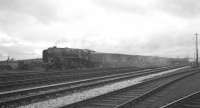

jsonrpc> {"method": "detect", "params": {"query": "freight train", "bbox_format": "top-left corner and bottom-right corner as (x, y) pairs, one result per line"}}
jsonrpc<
(43, 47), (189, 70)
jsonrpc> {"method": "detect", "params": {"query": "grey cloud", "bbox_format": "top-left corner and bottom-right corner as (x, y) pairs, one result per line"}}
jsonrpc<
(0, 32), (47, 60)
(93, 0), (149, 14)
(0, 0), (197, 60)
(144, 35), (192, 51)
(0, 0), (59, 37)
(158, 0), (200, 18)
(0, 0), (58, 23)
(139, 32), (194, 57)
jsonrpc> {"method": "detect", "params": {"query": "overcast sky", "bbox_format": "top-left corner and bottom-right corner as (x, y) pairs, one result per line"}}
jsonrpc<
(0, 0), (199, 60)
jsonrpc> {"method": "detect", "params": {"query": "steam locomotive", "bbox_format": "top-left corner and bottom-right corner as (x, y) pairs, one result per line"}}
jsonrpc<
(43, 47), (97, 69)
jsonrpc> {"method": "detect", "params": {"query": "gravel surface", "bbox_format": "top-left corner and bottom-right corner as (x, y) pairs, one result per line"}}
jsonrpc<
(134, 69), (200, 108)
(17, 67), (186, 108)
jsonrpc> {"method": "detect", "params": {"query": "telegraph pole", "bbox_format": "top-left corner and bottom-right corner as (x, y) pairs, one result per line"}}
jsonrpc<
(195, 33), (199, 66)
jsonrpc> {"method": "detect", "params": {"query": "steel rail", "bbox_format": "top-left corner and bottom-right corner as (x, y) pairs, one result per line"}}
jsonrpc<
(62, 67), (198, 108)
(0, 66), (178, 91)
(0, 66), (185, 107)
(160, 90), (200, 108)
(0, 67), (151, 91)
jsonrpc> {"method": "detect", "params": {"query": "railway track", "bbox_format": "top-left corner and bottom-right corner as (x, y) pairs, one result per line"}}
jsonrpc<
(0, 66), (186, 107)
(0, 65), (183, 81)
(0, 66), (179, 92)
(0, 67), (149, 91)
(61, 67), (199, 108)
(0, 67), (142, 81)
(160, 89), (200, 108)
(0, 66), (148, 79)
